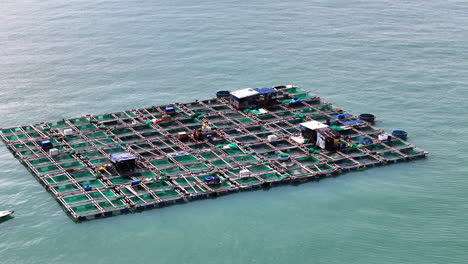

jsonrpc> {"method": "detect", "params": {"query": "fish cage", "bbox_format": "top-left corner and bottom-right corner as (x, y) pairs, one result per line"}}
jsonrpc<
(0, 85), (427, 221)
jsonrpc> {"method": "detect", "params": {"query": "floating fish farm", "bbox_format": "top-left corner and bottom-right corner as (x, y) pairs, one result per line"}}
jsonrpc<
(0, 85), (427, 221)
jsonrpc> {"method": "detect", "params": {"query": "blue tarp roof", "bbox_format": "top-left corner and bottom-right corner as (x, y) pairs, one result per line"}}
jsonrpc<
(255, 87), (277, 94)
(341, 119), (364, 125)
(110, 152), (136, 162)
(329, 113), (351, 119)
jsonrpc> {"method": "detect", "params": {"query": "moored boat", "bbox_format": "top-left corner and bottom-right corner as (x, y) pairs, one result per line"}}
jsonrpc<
(0, 210), (14, 219)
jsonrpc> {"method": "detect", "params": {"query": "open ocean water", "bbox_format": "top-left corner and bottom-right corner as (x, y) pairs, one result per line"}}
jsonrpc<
(0, 0), (467, 263)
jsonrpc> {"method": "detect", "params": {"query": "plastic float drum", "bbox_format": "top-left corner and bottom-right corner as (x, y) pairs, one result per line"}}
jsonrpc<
(392, 130), (408, 140)
(359, 113), (375, 123)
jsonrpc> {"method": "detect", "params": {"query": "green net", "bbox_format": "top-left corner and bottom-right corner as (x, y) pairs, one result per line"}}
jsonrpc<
(233, 155), (258, 164)
(64, 194), (89, 205)
(236, 177), (261, 185)
(184, 163), (209, 172)
(72, 204), (99, 215)
(155, 190), (181, 200)
(151, 158), (173, 167)
(378, 151), (404, 160)
(400, 147), (420, 155)
(75, 124), (98, 131)
(78, 179), (103, 188)
(36, 165), (61, 175)
(259, 173), (285, 181)
(174, 155), (198, 164)
(70, 171), (94, 180)
(248, 164), (272, 173)
(60, 161), (84, 170)
(53, 184), (78, 193)
(46, 174), (71, 185)
(296, 156), (320, 165)
(160, 166), (185, 176)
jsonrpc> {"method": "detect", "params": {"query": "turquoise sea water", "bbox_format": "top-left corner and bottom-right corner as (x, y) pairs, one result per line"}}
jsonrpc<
(1, 0), (467, 263)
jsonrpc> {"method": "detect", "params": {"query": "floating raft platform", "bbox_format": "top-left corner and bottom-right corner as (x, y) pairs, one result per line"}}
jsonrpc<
(0, 85), (427, 221)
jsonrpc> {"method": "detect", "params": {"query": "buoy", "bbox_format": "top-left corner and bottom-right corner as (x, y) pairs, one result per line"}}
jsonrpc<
(392, 130), (408, 140)
(63, 128), (74, 136)
(378, 134), (389, 141)
(267, 134), (278, 142)
(239, 169), (251, 178)
(131, 180), (141, 185)
(165, 106), (175, 113)
(40, 140), (53, 149)
(359, 114), (375, 123)
(49, 148), (59, 156)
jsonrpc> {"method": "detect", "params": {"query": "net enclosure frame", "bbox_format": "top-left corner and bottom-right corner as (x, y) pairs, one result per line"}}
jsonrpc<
(0, 85), (428, 221)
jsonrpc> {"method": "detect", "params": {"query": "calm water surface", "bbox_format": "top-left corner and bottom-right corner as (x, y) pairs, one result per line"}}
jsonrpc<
(1, 1), (467, 263)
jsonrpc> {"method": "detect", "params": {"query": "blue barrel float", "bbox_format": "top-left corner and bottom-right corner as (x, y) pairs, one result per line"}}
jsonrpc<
(39, 140), (53, 149)
(131, 180), (141, 186)
(165, 106), (175, 114)
(392, 130), (408, 140)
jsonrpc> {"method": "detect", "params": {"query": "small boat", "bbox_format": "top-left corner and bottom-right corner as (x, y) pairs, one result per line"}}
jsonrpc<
(0, 210), (14, 219)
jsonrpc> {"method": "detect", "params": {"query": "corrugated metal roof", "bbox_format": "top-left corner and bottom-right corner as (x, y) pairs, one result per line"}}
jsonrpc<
(299, 120), (328, 130)
(230, 88), (259, 99)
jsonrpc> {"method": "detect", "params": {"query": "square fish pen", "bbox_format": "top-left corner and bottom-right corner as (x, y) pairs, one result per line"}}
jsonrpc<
(0, 85), (427, 221)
